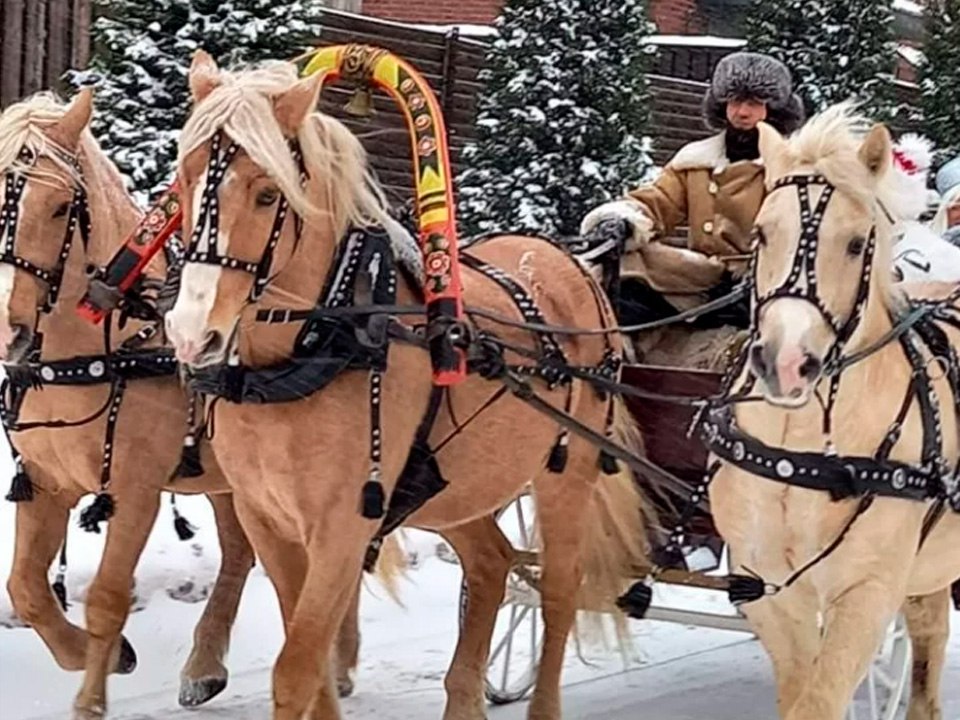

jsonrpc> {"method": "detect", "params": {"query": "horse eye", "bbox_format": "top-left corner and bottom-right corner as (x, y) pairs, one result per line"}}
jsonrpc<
(256, 188), (279, 207)
(52, 202), (70, 218)
(847, 236), (866, 256)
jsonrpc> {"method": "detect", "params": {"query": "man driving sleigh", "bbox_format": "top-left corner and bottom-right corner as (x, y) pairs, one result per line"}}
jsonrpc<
(581, 51), (805, 348)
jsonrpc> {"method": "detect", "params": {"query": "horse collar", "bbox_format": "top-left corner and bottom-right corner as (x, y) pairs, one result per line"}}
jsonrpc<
(184, 131), (306, 302)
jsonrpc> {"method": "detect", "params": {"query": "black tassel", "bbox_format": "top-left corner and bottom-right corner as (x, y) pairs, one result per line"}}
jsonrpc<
(5, 468), (33, 502)
(599, 450), (619, 475)
(51, 573), (69, 612)
(176, 439), (204, 478)
(361, 480), (385, 520)
(727, 573), (771, 606)
(616, 581), (653, 620)
(547, 435), (569, 473)
(364, 537), (384, 573)
(173, 511), (197, 541)
(79, 493), (115, 533)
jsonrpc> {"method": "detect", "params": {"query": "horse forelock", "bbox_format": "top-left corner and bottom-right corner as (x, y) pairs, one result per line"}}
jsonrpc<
(177, 61), (388, 240)
(0, 93), (86, 190)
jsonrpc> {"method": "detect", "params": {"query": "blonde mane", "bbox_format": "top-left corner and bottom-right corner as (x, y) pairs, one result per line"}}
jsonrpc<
(177, 61), (388, 237)
(0, 92), (87, 189)
(778, 103), (906, 222)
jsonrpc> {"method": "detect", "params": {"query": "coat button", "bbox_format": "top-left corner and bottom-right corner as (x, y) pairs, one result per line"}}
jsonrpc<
(703, 220), (715, 233)
(708, 181), (719, 194)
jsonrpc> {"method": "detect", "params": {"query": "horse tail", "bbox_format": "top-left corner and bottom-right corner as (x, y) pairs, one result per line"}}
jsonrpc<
(367, 532), (408, 606)
(576, 395), (654, 649)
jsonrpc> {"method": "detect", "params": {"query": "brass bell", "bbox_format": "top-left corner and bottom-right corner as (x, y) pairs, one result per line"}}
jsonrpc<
(344, 87), (375, 118)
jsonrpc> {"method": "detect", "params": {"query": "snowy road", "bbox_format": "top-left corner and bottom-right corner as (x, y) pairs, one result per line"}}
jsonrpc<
(2, 497), (959, 720)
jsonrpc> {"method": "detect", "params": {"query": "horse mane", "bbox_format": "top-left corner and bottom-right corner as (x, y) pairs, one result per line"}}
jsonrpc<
(177, 61), (389, 238)
(781, 103), (907, 222)
(0, 92), (86, 189)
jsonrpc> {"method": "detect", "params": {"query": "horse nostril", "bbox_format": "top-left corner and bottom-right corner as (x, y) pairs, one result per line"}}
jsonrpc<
(799, 355), (822, 380)
(750, 342), (768, 377)
(202, 330), (223, 357)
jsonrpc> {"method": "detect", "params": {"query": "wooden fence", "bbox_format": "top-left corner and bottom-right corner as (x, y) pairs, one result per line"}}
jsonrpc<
(0, 0), (92, 108)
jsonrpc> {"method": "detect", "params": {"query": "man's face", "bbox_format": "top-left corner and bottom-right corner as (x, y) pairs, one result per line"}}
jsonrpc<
(947, 201), (960, 229)
(726, 99), (768, 130)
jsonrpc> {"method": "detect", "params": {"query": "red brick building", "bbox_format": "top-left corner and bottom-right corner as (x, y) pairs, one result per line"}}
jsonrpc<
(361, 0), (708, 33)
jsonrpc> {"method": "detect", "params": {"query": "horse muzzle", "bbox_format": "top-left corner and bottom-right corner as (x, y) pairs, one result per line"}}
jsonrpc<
(749, 339), (823, 407)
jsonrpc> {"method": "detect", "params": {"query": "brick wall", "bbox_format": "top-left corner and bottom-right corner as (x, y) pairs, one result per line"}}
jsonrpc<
(361, 0), (502, 23)
(650, 0), (707, 34)
(361, 0), (709, 31)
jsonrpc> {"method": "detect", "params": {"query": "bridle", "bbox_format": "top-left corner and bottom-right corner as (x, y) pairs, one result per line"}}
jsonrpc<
(184, 131), (305, 303)
(0, 146), (91, 315)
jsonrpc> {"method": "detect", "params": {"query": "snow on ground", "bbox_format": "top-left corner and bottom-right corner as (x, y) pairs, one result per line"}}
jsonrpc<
(0, 438), (958, 719)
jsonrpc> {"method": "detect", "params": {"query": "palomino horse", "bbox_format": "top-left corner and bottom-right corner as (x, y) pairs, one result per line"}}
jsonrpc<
(0, 91), (372, 718)
(705, 105), (960, 720)
(165, 54), (650, 719)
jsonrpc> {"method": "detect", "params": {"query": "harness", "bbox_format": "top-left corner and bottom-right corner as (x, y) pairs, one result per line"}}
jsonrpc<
(0, 144), (185, 536)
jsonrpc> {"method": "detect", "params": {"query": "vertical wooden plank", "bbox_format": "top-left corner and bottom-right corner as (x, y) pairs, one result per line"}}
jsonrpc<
(46, 0), (70, 86)
(22, 0), (47, 95)
(1, 0), (26, 105)
(71, 0), (91, 68)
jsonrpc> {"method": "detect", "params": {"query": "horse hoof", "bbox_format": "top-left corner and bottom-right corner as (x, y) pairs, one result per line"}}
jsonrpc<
(72, 704), (105, 720)
(115, 636), (138, 675)
(337, 676), (355, 698)
(179, 677), (228, 707)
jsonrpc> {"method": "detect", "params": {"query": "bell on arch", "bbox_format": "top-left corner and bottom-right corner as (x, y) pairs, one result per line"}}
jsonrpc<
(344, 86), (375, 118)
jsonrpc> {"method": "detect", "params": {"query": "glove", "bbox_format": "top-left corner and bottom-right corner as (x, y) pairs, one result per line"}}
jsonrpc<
(580, 200), (655, 250)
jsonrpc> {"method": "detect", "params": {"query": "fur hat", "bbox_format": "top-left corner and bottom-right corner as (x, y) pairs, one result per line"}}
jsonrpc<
(703, 52), (805, 135)
(891, 134), (935, 222)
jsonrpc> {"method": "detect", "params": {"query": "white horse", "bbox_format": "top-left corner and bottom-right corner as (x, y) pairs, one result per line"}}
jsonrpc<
(707, 105), (960, 720)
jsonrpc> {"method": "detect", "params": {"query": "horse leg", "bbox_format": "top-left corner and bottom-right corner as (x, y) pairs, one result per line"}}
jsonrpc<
(903, 588), (951, 720)
(333, 577), (361, 699)
(740, 581), (821, 715)
(274, 536), (364, 720)
(179, 493), (256, 707)
(73, 490), (160, 720)
(785, 581), (901, 720)
(441, 516), (514, 720)
(6, 489), (91, 671)
(526, 457), (597, 720)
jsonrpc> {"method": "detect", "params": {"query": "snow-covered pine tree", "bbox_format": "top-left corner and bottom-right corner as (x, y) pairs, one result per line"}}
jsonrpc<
(919, 0), (960, 161)
(456, 0), (655, 239)
(746, 0), (897, 119)
(69, 0), (332, 201)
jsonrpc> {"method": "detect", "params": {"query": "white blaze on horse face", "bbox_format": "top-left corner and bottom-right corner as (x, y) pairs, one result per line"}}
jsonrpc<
(167, 169), (235, 362)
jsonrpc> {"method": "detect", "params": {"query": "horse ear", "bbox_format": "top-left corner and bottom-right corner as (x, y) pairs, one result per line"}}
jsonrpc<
(859, 124), (892, 178)
(758, 121), (789, 179)
(190, 50), (221, 104)
(273, 73), (323, 138)
(48, 88), (93, 149)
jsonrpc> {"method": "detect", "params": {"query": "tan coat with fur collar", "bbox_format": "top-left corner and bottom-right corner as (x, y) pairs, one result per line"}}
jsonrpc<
(629, 131), (766, 259)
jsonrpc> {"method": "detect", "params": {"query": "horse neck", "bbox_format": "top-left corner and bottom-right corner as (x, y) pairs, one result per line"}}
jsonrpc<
(37, 142), (143, 360)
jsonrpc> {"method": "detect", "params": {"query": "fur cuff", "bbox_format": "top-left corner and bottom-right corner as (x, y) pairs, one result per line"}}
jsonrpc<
(580, 200), (654, 248)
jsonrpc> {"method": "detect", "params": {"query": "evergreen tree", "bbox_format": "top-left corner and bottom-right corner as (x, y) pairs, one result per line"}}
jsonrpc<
(68, 0), (331, 201)
(456, 0), (655, 239)
(746, 0), (897, 119)
(919, 0), (960, 161)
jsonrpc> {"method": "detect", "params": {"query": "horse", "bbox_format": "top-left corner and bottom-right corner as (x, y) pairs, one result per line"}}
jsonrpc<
(163, 52), (650, 720)
(0, 90), (377, 719)
(704, 105), (960, 720)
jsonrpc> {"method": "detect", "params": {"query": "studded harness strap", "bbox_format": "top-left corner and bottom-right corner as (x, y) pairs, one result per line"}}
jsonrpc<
(184, 132), (305, 303)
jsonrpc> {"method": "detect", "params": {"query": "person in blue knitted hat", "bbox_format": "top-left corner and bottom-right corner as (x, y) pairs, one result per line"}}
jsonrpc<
(934, 155), (960, 239)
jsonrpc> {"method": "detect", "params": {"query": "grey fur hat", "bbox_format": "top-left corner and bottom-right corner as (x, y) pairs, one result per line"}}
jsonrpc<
(703, 52), (805, 135)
